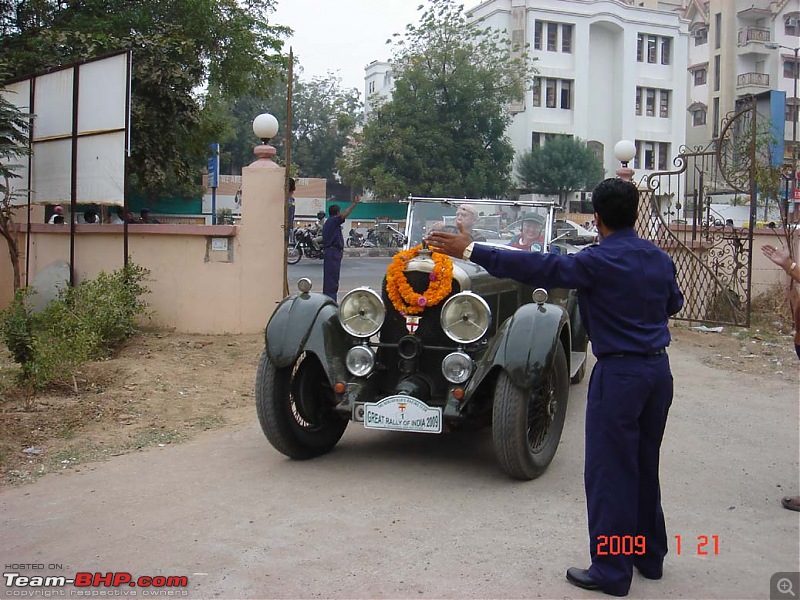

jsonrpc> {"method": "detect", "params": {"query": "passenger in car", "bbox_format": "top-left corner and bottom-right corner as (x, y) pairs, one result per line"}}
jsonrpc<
(427, 178), (684, 598)
(507, 213), (544, 251)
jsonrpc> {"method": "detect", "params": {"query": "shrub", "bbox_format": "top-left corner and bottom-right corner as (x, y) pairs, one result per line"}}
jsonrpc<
(0, 262), (150, 396)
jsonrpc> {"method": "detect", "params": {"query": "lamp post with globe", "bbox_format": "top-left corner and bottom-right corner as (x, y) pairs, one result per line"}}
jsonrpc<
(614, 140), (637, 182)
(251, 113), (280, 168)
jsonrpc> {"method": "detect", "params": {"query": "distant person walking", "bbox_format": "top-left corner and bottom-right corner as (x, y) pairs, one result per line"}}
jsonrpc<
(321, 196), (360, 301)
(47, 205), (64, 224)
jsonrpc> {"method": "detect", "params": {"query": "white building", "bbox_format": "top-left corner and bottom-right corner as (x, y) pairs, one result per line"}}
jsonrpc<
(466, 0), (690, 192)
(364, 1), (691, 206)
(682, 0), (799, 169)
(364, 60), (394, 119)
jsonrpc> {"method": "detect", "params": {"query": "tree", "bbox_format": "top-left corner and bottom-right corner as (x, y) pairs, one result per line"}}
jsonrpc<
(516, 136), (605, 206)
(222, 72), (362, 179)
(0, 86), (30, 291)
(0, 0), (289, 201)
(340, 0), (535, 199)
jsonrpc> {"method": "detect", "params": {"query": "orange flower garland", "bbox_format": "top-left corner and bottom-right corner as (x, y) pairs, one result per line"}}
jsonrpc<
(386, 244), (454, 315)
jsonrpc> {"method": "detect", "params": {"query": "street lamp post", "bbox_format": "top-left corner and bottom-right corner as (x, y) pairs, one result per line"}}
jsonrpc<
(765, 42), (799, 216)
(614, 140), (637, 182)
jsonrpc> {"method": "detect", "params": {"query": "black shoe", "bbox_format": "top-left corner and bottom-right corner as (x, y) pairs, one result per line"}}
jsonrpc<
(566, 567), (600, 591)
(635, 564), (663, 580)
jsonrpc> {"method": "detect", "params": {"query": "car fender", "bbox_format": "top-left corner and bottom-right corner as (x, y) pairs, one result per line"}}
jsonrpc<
(566, 290), (588, 352)
(265, 292), (350, 383)
(467, 302), (570, 394)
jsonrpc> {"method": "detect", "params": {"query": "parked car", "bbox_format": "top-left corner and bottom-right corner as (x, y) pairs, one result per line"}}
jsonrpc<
(256, 197), (589, 480)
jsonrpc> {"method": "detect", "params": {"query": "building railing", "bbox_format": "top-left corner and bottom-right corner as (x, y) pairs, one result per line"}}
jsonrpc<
(737, 27), (770, 45)
(736, 72), (770, 87)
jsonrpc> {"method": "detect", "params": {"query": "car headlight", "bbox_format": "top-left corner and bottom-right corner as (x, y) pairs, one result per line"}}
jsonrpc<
(442, 351), (473, 384)
(346, 345), (376, 377)
(339, 288), (385, 338)
(440, 292), (491, 344)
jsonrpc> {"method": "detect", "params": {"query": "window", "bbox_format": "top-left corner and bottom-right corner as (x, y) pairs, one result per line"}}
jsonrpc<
(714, 13), (721, 49)
(368, 81), (375, 93)
(787, 100), (799, 123)
(784, 59), (800, 79)
(646, 89), (656, 116)
(693, 108), (707, 126)
(644, 142), (655, 169)
(712, 97), (720, 137)
(786, 15), (800, 37)
(560, 80), (572, 109)
(694, 27), (708, 46)
(637, 34), (644, 62)
(562, 24), (573, 53)
(635, 88), (642, 115)
(546, 79), (557, 108)
(534, 21), (543, 50)
(660, 37), (671, 65)
(532, 78), (541, 107)
(714, 55), (721, 91)
(634, 140), (642, 169)
(694, 68), (707, 85)
(547, 22), (558, 51)
(659, 90), (670, 118)
(658, 142), (670, 170)
(647, 36), (657, 63)
(532, 132), (541, 148)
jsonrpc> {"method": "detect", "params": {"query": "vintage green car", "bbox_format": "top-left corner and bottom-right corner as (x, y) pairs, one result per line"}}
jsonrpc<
(256, 197), (589, 480)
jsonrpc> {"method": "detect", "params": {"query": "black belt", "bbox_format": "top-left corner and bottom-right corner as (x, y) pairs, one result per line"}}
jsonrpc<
(599, 349), (666, 359)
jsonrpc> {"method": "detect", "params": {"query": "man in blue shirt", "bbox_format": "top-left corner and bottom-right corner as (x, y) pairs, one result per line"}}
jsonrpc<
(321, 196), (360, 301)
(427, 178), (683, 597)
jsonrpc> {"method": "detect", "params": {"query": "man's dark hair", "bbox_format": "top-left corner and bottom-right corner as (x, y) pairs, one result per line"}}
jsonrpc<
(591, 178), (639, 230)
(329, 205), (341, 217)
(288, 177), (296, 193)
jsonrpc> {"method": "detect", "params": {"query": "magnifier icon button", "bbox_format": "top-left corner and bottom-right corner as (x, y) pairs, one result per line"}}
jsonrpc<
(778, 578), (796, 597)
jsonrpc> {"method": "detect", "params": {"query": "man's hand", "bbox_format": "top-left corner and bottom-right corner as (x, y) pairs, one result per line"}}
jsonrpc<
(762, 244), (792, 271)
(426, 223), (473, 259)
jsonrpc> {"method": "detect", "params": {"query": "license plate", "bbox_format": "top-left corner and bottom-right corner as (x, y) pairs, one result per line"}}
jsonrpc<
(363, 395), (442, 434)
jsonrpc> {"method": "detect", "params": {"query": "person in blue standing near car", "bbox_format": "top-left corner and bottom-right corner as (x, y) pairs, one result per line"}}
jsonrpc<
(427, 178), (684, 597)
(322, 195), (360, 301)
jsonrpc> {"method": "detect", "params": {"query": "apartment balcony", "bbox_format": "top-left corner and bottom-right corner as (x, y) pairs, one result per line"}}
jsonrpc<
(737, 27), (771, 54)
(737, 72), (770, 87)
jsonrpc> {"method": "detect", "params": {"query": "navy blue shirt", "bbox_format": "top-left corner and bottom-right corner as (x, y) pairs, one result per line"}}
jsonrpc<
(471, 228), (684, 357)
(322, 215), (345, 250)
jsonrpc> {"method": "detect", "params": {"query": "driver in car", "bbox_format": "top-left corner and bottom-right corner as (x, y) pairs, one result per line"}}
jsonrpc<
(455, 204), (486, 242)
(508, 213), (545, 251)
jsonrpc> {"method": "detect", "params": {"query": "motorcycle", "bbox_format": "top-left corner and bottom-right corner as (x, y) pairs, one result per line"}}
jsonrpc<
(287, 226), (324, 265)
(346, 228), (365, 248)
(386, 224), (406, 247)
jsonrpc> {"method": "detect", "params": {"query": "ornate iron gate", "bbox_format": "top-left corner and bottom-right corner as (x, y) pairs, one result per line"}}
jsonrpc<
(634, 102), (757, 326)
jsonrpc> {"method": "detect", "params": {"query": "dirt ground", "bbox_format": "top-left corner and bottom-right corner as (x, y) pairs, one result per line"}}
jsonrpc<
(0, 318), (797, 488)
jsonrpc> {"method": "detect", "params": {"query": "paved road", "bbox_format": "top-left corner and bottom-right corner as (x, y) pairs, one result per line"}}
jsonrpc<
(2, 343), (798, 599)
(288, 256), (391, 296)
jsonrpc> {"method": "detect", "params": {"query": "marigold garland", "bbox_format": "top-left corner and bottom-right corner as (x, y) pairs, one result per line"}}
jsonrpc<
(386, 244), (454, 315)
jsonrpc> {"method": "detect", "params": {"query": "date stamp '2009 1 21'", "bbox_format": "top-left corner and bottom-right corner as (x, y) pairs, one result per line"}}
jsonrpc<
(595, 535), (720, 556)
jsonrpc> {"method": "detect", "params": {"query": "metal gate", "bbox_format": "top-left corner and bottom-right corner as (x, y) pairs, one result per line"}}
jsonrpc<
(634, 102), (757, 326)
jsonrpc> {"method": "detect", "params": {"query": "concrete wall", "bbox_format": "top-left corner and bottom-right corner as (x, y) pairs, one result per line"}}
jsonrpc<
(0, 163), (285, 334)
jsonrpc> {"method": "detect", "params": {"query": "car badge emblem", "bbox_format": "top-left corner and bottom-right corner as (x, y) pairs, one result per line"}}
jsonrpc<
(405, 316), (421, 334)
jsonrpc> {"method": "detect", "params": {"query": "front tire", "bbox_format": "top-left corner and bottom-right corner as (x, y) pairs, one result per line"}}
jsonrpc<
(492, 342), (569, 480)
(255, 350), (348, 459)
(287, 245), (302, 265)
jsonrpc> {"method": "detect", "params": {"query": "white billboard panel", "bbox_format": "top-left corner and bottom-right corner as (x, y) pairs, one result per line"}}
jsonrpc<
(76, 131), (125, 203)
(78, 53), (127, 134)
(31, 139), (71, 204)
(0, 80), (31, 206)
(33, 69), (74, 140)
(2, 51), (130, 206)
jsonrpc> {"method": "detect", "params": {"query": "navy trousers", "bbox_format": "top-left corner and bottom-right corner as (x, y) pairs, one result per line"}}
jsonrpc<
(323, 247), (343, 301)
(585, 353), (673, 596)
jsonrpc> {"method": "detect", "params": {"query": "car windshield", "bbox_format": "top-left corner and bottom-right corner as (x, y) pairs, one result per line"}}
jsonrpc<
(405, 198), (555, 252)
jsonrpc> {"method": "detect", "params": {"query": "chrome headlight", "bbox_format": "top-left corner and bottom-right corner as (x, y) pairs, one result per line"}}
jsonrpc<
(339, 287), (385, 338)
(532, 288), (548, 305)
(442, 351), (473, 384)
(346, 345), (376, 377)
(440, 292), (491, 344)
